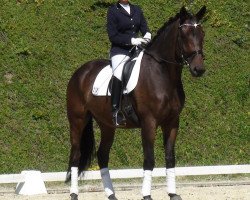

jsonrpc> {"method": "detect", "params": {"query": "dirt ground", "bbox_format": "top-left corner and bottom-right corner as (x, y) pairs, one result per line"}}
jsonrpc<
(0, 180), (249, 200)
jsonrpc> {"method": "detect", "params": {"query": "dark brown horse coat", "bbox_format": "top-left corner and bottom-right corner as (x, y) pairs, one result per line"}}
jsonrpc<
(66, 6), (206, 200)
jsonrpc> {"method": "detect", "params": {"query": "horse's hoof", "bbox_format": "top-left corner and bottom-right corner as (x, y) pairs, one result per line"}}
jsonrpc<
(143, 195), (153, 200)
(169, 194), (182, 200)
(108, 194), (118, 200)
(70, 193), (78, 200)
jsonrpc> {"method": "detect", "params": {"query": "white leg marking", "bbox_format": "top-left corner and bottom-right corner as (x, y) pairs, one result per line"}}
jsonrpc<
(70, 167), (79, 195)
(142, 170), (152, 197)
(100, 168), (114, 197)
(166, 168), (176, 194)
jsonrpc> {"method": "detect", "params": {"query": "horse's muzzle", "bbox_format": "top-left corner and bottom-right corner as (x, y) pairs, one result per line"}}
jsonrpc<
(190, 65), (206, 77)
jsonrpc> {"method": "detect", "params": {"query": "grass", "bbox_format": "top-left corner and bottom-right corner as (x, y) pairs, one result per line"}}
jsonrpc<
(0, 0), (249, 174)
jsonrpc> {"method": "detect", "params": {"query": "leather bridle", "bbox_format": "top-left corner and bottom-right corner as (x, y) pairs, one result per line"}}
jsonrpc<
(144, 22), (204, 67)
(178, 23), (204, 66)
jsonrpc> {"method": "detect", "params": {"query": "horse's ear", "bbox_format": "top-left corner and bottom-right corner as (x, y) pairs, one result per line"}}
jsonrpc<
(196, 6), (206, 21)
(179, 6), (188, 24)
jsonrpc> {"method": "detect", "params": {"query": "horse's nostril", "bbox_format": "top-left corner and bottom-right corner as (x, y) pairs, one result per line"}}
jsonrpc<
(198, 68), (205, 75)
(193, 66), (205, 76)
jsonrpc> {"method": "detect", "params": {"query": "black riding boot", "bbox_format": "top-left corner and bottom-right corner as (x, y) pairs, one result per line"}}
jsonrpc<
(111, 76), (126, 127)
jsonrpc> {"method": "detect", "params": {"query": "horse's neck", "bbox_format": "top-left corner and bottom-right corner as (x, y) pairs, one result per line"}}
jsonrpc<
(147, 20), (179, 61)
(146, 20), (182, 83)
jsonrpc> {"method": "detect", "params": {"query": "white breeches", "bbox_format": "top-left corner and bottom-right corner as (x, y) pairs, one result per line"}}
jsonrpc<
(111, 54), (130, 81)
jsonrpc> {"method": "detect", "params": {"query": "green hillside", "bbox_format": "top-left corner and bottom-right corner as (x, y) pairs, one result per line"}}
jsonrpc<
(0, 0), (249, 173)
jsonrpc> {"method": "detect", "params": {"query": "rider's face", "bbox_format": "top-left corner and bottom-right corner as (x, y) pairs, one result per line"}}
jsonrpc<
(119, 0), (129, 4)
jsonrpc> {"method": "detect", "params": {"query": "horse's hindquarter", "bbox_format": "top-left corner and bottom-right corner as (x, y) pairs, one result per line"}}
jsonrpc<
(67, 59), (110, 113)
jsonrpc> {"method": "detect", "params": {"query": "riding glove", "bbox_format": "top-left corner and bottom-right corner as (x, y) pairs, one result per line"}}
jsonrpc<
(131, 38), (147, 46)
(143, 32), (152, 43)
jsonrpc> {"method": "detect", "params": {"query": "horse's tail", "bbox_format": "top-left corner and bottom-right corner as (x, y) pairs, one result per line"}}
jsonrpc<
(66, 115), (96, 182)
(79, 115), (96, 173)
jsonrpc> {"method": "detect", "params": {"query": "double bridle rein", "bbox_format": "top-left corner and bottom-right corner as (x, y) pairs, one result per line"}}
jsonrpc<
(144, 22), (204, 66)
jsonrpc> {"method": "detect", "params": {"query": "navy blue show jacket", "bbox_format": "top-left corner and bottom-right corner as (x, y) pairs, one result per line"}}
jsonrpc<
(107, 2), (150, 57)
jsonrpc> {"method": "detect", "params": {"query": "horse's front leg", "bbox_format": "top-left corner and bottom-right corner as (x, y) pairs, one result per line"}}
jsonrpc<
(141, 120), (156, 200)
(162, 120), (182, 200)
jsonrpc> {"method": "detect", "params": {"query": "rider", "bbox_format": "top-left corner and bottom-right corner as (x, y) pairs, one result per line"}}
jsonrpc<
(107, 0), (151, 126)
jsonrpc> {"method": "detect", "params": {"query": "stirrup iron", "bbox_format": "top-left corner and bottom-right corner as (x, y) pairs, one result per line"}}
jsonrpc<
(112, 110), (126, 127)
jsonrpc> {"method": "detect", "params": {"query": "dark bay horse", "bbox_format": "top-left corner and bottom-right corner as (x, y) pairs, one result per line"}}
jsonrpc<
(66, 6), (206, 200)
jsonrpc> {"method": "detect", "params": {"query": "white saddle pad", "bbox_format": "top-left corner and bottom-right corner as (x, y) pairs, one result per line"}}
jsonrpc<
(92, 51), (144, 96)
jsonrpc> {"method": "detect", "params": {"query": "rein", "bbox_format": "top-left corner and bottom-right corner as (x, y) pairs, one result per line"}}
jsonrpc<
(144, 49), (182, 65)
(144, 22), (204, 66)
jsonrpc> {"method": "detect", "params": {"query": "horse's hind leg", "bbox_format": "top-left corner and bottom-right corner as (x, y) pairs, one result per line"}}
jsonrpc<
(67, 110), (88, 199)
(97, 123), (117, 200)
(66, 98), (95, 200)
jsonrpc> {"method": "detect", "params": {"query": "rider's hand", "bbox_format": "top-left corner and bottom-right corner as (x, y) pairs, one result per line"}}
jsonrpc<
(143, 32), (152, 43)
(131, 37), (147, 46)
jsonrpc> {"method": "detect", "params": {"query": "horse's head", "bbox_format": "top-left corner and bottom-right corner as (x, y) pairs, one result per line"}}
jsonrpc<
(179, 6), (206, 77)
